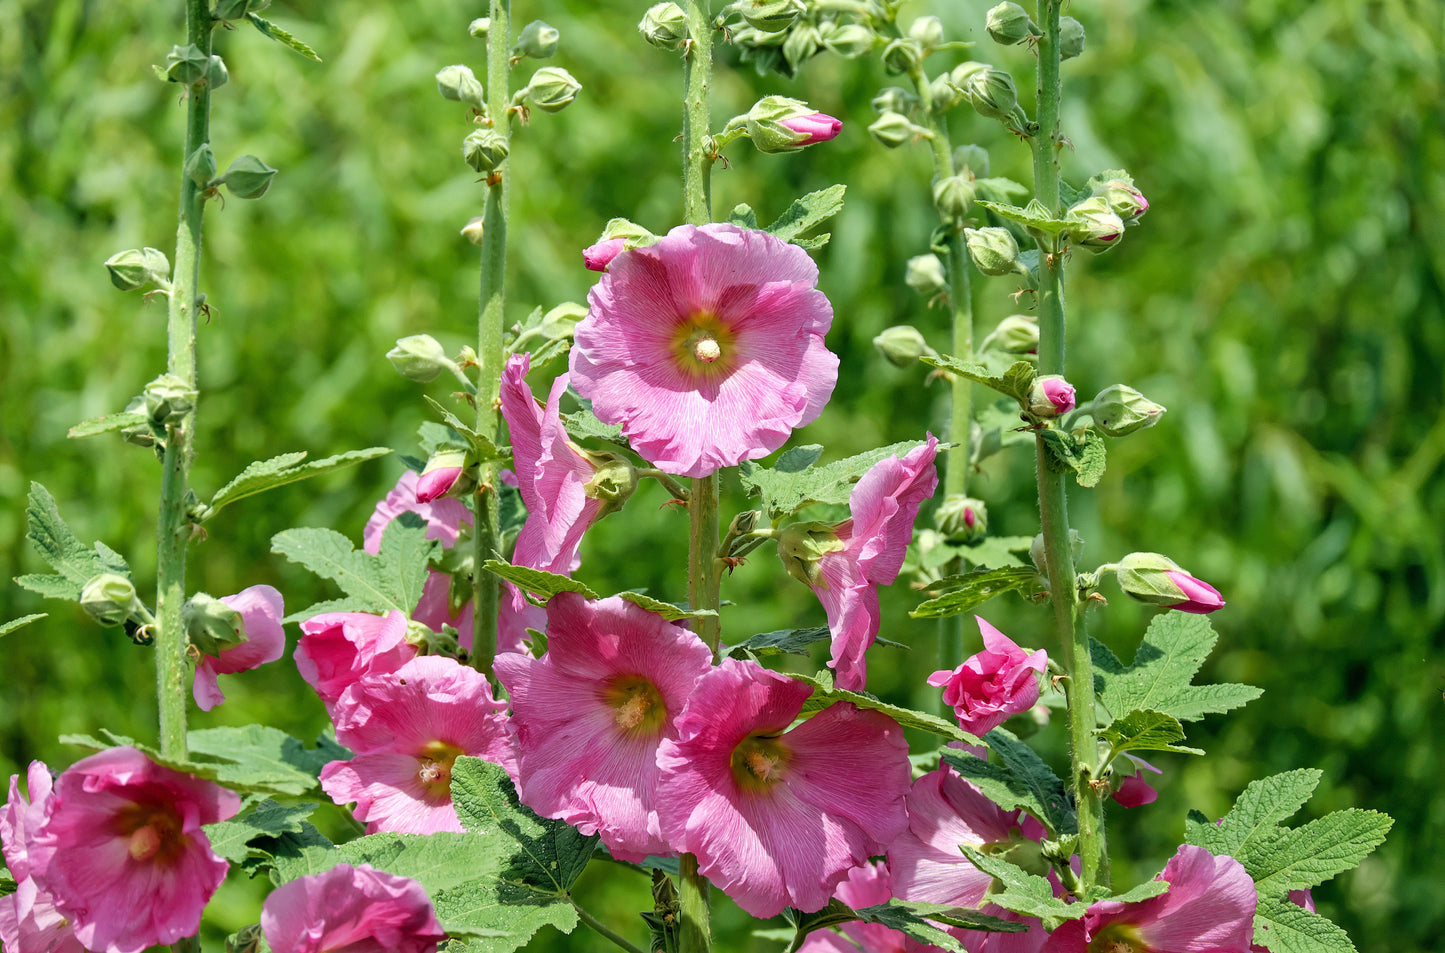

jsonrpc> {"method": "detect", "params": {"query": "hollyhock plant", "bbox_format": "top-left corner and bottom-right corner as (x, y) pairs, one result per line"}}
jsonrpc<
(25, 746), (241, 953)
(260, 863), (448, 953)
(191, 583), (285, 712)
(570, 222), (838, 478)
(1114, 553), (1226, 615)
(320, 655), (515, 834)
(783, 435), (939, 690)
(296, 609), (416, 715)
(927, 616), (1048, 737)
(1039, 845), (1256, 953)
(1, 761), (85, 953)
(657, 658), (911, 917)
(495, 592), (711, 861)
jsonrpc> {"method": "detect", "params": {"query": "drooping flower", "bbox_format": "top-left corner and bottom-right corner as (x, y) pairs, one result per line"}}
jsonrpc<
(889, 763), (1051, 953)
(927, 616), (1048, 737)
(1039, 845), (1256, 953)
(1, 761), (85, 953)
(781, 435), (939, 691)
(495, 592), (710, 861)
(26, 747), (241, 953)
(191, 584), (286, 712)
(570, 222), (839, 478)
(320, 655), (515, 834)
(657, 658), (911, 917)
(797, 861), (945, 953)
(260, 863), (448, 953)
(1111, 755), (1162, 809)
(296, 610), (416, 715)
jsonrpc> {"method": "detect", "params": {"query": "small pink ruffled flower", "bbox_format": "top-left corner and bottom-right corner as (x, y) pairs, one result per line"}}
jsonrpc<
(1, 761), (86, 953)
(1164, 570), (1226, 614)
(1111, 755), (1162, 809)
(192, 584), (286, 712)
(27, 747), (241, 953)
(495, 592), (712, 862)
(1029, 375), (1076, 417)
(320, 655), (515, 834)
(657, 658), (911, 917)
(807, 435), (939, 690)
(927, 616), (1048, 737)
(570, 222), (839, 478)
(260, 863), (448, 953)
(583, 237), (627, 271)
(782, 112), (842, 146)
(1039, 845), (1256, 953)
(296, 610), (416, 715)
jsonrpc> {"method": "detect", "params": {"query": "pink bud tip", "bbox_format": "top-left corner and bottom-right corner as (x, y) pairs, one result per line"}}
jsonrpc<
(963, 506), (976, 529)
(583, 237), (627, 272)
(1164, 569), (1225, 614)
(1042, 377), (1076, 414)
(781, 112), (842, 146)
(415, 466), (462, 503)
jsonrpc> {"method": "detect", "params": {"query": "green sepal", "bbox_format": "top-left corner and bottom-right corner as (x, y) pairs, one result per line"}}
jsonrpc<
(423, 395), (512, 465)
(198, 447), (391, 521)
(910, 566), (1043, 618)
(739, 440), (928, 520)
(1039, 429), (1107, 488)
(245, 12), (322, 61)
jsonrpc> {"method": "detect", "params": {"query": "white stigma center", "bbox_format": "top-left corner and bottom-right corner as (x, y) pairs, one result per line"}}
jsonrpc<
(694, 335), (722, 363)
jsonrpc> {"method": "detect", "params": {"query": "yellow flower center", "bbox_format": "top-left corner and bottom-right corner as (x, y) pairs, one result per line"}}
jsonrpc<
(416, 740), (465, 798)
(1089, 924), (1147, 953)
(672, 313), (736, 378)
(731, 735), (790, 793)
(601, 674), (668, 737)
(112, 800), (186, 865)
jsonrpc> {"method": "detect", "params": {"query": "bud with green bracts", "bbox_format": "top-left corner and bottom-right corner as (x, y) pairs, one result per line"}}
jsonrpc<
(777, 521), (846, 588)
(512, 20), (560, 60)
(980, 314), (1039, 354)
(905, 254), (948, 297)
(639, 2), (689, 50)
(964, 226), (1025, 277)
(387, 334), (455, 383)
(218, 155), (278, 200)
(436, 64), (484, 109)
(523, 66), (582, 112)
(1113, 552), (1225, 614)
(182, 592), (247, 656)
(873, 325), (937, 368)
(104, 248), (171, 292)
(81, 573), (147, 628)
(1090, 384), (1165, 436)
(936, 495), (988, 544)
(986, 2), (1038, 46)
(462, 128), (509, 173)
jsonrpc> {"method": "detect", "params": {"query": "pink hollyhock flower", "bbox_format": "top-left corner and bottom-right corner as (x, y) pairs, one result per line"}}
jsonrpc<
(261, 863), (447, 953)
(1, 761), (86, 953)
(1029, 375), (1076, 417)
(26, 747), (240, 953)
(798, 861), (944, 953)
(570, 222), (839, 478)
(584, 237), (627, 271)
(320, 655), (515, 834)
(657, 658), (911, 917)
(889, 764), (1051, 953)
(927, 616), (1048, 737)
(1039, 845), (1256, 953)
(192, 584), (286, 712)
(494, 592), (712, 862)
(1111, 755), (1163, 809)
(1164, 570), (1226, 614)
(790, 436), (939, 691)
(296, 610), (416, 715)
(782, 112), (843, 146)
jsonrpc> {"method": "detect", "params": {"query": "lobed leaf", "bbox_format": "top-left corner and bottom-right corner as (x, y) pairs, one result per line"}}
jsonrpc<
(957, 846), (1081, 928)
(1094, 613), (1262, 723)
(910, 566), (1043, 619)
(187, 725), (347, 797)
(273, 512), (434, 620)
(1040, 429), (1107, 488)
(203, 797), (319, 863)
(763, 184), (846, 248)
(560, 405), (624, 443)
(739, 440), (926, 519)
(22, 482), (130, 600)
(0, 614), (47, 637)
(959, 535), (1036, 570)
(616, 590), (715, 621)
(1243, 810), (1394, 896)
(723, 625), (832, 658)
(1097, 708), (1204, 756)
(976, 199), (1069, 237)
(1185, 770), (1323, 857)
(482, 561), (599, 601)
(203, 447), (391, 519)
(944, 730), (1077, 838)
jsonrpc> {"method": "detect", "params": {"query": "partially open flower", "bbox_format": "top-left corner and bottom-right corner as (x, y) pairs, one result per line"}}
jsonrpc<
(928, 616), (1047, 737)
(261, 863), (447, 953)
(191, 584), (285, 712)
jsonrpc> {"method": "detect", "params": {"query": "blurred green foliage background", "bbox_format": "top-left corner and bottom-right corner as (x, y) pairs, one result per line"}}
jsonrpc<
(2, 0), (1442, 949)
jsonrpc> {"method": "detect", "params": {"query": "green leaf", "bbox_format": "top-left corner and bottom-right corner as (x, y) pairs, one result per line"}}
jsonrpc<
(1097, 708), (1204, 756)
(976, 199), (1069, 237)
(957, 846), (1082, 928)
(923, 353), (1036, 405)
(0, 873), (13, 896)
(67, 410), (147, 439)
(22, 482), (130, 600)
(974, 177), (1031, 204)
(1244, 810), (1393, 896)
(1040, 429), (1107, 488)
(0, 614), (46, 637)
(1086, 878), (1169, 906)
(423, 396), (512, 465)
(959, 535), (1036, 570)
(1185, 770), (1322, 857)
(272, 512), (434, 620)
(791, 671), (975, 742)
(186, 725), (346, 796)
(245, 12), (322, 61)
(910, 567), (1042, 619)
(560, 406), (624, 443)
(855, 900), (1028, 951)
(431, 878), (581, 952)
(203, 797), (318, 863)
(616, 591), (716, 621)
(944, 730), (1077, 837)
(1251, 896), (1357, 953)
(270, 831), (505, 896)
(763, 184), (846, 248)
(723, 625), (831, 658)
(202, 447), (391, 519)
(738, 440), (927, 519)
(726, 203), (760, 229)
(1094, 613), (1262, 723)
(482, 561), (599, 600)
(14, 575), (79, 601)
(239, 821), (335, 878)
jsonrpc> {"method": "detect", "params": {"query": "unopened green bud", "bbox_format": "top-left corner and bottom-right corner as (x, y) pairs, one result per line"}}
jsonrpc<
(1029, 529), (1084, 580)
(143, 373), (198, 426)
(1095, 178), (1149, 223)
(980, 314), (1039, 354)
(781, 24), (821, 71)
(462, 128), (509, 173)
(929, 73), (965, 112)
(512, 20), (560, 59)
(524, 66), (582, 112)
(1059, 17), (1086, 59)
(868, 110), (926, 148)
(164, 44), (210, 85)
(183, 592), (247, 656)
(822, 22), (874, 58)
(986, 2), (1037, 45)
(1090, 384), (1165, 437)
(881, 37), (923, 74)
(738, 0), (804, 33)
(963, 66), (1019, 121)
(777, 521), (846, 588)
(387, 334), (454, 383)
(640, 2), (689, 51)
(218, 155), (277, 199)
(907, 15), (945, 52)
(435, 64), (484, 109)
(1064, 196), (1125, 253)
(873, 325), (936, 368)
(460, 216), (485, 245)
(964, 226), (1023, 276)
(580, 449), (639, 519)
(184, 143), (217, 188)
(936, 495), (988, 544)
(205, 54), (229, 90)
(81, 573), (143, 628)
(953, 144), (990, 177)
(871, 86), (918, 116)
(905, 254), (948, 297)
(405, 619), (459, 658)
(932, 174), (975, 221)
(105, 247), (171, 291)
(468, 17), (490, 38)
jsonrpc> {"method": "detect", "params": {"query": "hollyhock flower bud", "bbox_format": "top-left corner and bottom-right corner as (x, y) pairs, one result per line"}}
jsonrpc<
(1059, 16), (1086, 59)
(189, 585), (285, 712)
(1115, 552), (1226, 614)
(1029, 375), (1076, 417)
(104, 247), (170, 291)
(908, 15), (945, 51)
(261, 864), (447, 953)
(144, 372), (198, 426)
(873, 324), (936, 368)
(1096, 177), (1150, 223)
(79, 572), (144, 627)
(737, 95), (842, 153)
(511, 20), (560, 60)
(935, 495), (988, 544)
(580, 448), (639, 518)
(963, 66), (1019, 121)
(416, 448), (470, 503)
(435, 63), (484, 108)
(980, 314), (1040, 354)
(1111, 754), (1162, 808)
(986, 2), (1038, 45)
(462, 127), (509, 173)
(739, 0), (804, 33)
(218, 154), (278, 199)
(905, 252), (948, 296)
(932, 173), (975, 220)
(868, 109), (927, 148)
(964, 225), (1024, 276)
(386, 334), (452, 382)
(164, 43), (210, 86)
(468, 17), (489, 37)
(184, 142), (217, 188)
(928, 617), (1047, 736)
(929, 71), (966, 112)
(523, 65), (582, 112)
(583, 237), (626, 271)
(954, 143), (990, 177)
(871, 86), (918, 116)
(777, 521), (846, 589)
(639, 2), (689, 50)
(1065, 196), (1125, 252)
(881, 37), (923, 74)
(1091, 383), (1165, 436)
(822, 22), (874, 58)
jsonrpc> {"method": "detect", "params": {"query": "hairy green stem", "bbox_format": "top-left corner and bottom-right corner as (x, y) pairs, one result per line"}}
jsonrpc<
(1031, 0), (1105, 892)
(573, 900), (648, 953)
(681, 0), (714, 225)
(470, 0), (511, 679)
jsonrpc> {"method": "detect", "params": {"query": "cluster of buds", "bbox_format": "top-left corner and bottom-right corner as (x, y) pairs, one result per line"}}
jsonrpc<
(985, 2), (1085, 58)
(1064, 175), (1149, 253)
(721, 0), (877, 78)
(935, 495), (989, 544)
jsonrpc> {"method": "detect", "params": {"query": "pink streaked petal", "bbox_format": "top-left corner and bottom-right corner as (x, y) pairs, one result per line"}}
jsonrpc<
(295, 610), (415, 711)
(848, 435), (940, 584)
(499, 582), (544, 656)
(1132, 847), (1256, 951)
(211, 585), (286, 675)
(261, 863), (446, 953)
(363, 470), (473, 555)
(783, 703), (911, 848)
(320, 755), (464, 835)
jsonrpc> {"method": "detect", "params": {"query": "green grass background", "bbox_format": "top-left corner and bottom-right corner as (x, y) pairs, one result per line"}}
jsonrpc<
(2, 0), (1442, 949)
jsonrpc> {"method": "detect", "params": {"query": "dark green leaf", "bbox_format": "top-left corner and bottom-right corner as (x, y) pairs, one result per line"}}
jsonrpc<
(203, 798), (318, 863)
(482, 561), (599, 600)
(616, 591), (715, 621)
(957, 846), (1082, 928)
(1095, 613), (1262, 723)
(272, 512), (434, 620)
(910, 567), (1042, 618)
(1186, 770), (1322, 856)
(1251, 896), (1357, 953)
(1040, 429), (1107, 488)
(1243, 810), (1393, 895)
(793, 672), (974, 742)
(726, 203), (760, 229)
(723, 625), (832, 658)
(739, 440), (927, 519)
(923, 353), (1036, 404)
(23, 482), (129, 599)
(1098, 708), (1203, 756)
(203, 447), (391, 519)
(943, 729), (1077, 837)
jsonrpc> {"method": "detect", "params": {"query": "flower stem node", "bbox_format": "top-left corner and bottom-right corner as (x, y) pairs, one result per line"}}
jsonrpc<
(1028, 375), (1076, 418)
(932, 174), (975, 221)
(986, 2), (1039, 46)
(511, 20), (560, 60)
(980, 314), (1039, 355)
(387, 334), (456, 383)
(143, 373), (198, 427)
(777, 521), (846, 589)
(964, 226), (1025, 277)
(214, 0), (267, 20)
(732, 95), (842, 153)
(461, 128), (509, 173)
(80, 573), (147, 628)
(639, 2), (690, 51)
(1059, 16), (1087, 60)
(522, 66), (582, 112)
(735, 0), (805, 34)
(104, 247), (172, 291)
(1090, 384), (1165, 436)
(435, 64), (484, 110)
(218, 155), (277, 199)
(181, 592), (248, 655)
(873, 325), (937, 368)
(1064, 196), (1126, 252)
(1114, 553), (1226, 613)
(935, 495), (988, 544)
(164, 44), (226, 89)
(184, 143), (217, 188)
(905, 253), (948, 298)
